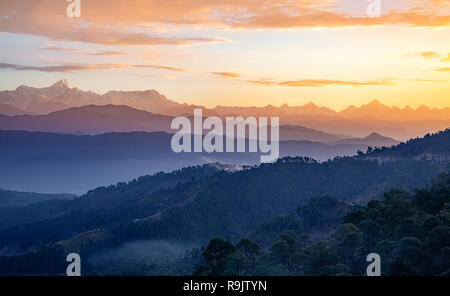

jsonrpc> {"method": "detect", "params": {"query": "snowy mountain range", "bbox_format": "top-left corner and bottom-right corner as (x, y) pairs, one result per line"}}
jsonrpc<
(0, 80), (178, 114)
(1, 80), (449, 140)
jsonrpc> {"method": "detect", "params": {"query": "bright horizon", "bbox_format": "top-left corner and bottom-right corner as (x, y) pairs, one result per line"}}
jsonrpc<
(2, 79), (450, 113)
(0, 0), (449, 110)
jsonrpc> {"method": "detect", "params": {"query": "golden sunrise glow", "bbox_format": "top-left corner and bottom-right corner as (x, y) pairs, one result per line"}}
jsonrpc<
(0, 0), (449, 111)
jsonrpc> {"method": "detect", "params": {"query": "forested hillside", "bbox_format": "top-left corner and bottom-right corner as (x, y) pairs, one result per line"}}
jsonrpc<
(0, 189), (74, 208)
(0, 130), (372, 193)
(364, 128), (450, 159)
(0, 129), (449, 275)
(196, 173), (450, 276)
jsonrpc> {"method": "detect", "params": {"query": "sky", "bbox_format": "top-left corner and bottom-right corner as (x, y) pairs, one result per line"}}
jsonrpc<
(0, 0), (449, 111)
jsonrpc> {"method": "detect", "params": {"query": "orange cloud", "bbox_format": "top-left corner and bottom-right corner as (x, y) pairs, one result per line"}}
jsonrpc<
(246, 79), (278, 86)
(137, 65), (186, 72)
(212, 72), (241, 78)
(0, 1), (224, 46)
(441, 54), (450, 62)
(233, 11), (450, 29)
(247, 78), (396, 87)
(413, 78), (447, 82)
(409, 51), (450, 62)
(0, 0), (449, 46)
(435, 67), (450, 71)
(419, 51), (441, 59)
(43, 45), (159, 58)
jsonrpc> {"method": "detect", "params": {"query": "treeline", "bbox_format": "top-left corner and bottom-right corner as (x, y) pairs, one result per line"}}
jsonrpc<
(1, 173), (449, 276)
(196, 173), (450, 276)
(362, 128), (450, 158)
(0, 156), (445, 268)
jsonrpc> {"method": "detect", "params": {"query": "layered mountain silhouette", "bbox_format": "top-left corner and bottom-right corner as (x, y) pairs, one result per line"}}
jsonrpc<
(0, 104), (358, 142)
(0, 130), (385, 193)
(0, 105), (175, 134)
(0, 80), (177, 115)
(0, 189), (74, 207)
(339, 99), (450, 121)
(0, 129), (448, 264)
(331, 132), (399, 146)
(1, 81), (449, 140)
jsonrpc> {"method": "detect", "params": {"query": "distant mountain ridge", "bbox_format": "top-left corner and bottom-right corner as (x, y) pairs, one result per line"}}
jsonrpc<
(1, 80), (449, 140)
(331, 132), (400, 147)
(0, 104), (357, 142)
(338, 99), (450, 121)
(0, 130), (382, 193)
(0, 104), (175, 134)
(0, 189), (75, 208)
(0, 80), (176, 115)
(2, 80), (449, 120)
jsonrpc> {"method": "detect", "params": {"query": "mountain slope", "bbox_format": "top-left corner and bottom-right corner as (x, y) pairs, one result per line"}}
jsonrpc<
(197, 174), (450, 276)
(0, 130), (374, 193)
(0, 104), (350, 141)
(0, 80), (180, 114)
(0, 189), (75, 208)
(278, 125), (347, 142)
(0, 105), (174, 134)
(331, 132), (400, 147)
(0, 104), (29, 116)
(364, 128), (450, 160)
(0, 80), (96, 114)
(0, 129), (448, 259)
(0, 164), (223, 231)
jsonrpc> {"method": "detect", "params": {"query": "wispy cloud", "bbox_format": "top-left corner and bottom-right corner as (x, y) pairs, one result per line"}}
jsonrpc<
(0, 62), (186, 73)
(210, 72), (392, 87)
(245, 78), (277, 86)
(43, 45), (159, 58)
(412, 78), (447, 83)
(419, 51), (441, 59)
(0, 63), (126, 72)
(88, 51), (126, 56)
(0, 63), (18, 69)
(247, 78), (396, 87)
(137, 65), (186, 72)
(43, 44), (94, 53)
(234, 11), (450, 30)
(408, 51), (450, 62)
(212, 72), (241, 78)
(435, 67), (450, 72)
(441, 54), (450, 62)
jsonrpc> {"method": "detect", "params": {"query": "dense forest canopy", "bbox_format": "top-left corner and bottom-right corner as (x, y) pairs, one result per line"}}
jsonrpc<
(196, 173), (450, 276)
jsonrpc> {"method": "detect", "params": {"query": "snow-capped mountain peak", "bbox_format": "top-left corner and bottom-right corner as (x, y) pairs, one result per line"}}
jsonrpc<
(0, 80), (181, 114)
